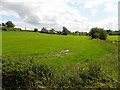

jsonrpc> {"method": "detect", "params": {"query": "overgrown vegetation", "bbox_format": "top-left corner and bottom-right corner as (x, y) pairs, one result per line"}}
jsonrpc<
(2, 56), (119, 89)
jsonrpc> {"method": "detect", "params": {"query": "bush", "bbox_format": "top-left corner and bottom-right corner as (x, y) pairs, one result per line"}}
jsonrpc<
(34, 28), (38, 32)
(89, 27), (107, 40)
(2, 56), (54, 89)
(56, 63), (119, 88)
(2, 56), (33, 89)
(2, 56), (119, 89)
(31, 64), (55, 88)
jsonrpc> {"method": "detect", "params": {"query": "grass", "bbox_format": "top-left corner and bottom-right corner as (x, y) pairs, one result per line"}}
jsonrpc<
(2, 31), (119, 88)
(2, 31), (118, 64)
(107, 35), (119, 41)
(2, 31), (109, 63)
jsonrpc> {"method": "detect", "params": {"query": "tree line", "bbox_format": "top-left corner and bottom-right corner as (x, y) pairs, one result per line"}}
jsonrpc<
(0, 21), (21, 31)
(1, 21), (120, 40)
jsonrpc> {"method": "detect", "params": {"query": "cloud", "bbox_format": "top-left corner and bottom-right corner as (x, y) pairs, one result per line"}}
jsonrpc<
(82, 0), (118, 15)
(91, 17), (118, 30)
(1, 0), (40, 25)
(1, 0), (118, 32)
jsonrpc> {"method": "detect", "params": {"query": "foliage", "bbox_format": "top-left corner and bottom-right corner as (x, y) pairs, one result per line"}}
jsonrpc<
(106, 30), (120, 35)
(34, 28), (38, 32)
(2, 23), (6, 26)
(2, 56), (55, 89)
(89, 27), (107, 40)
(99, 30), (107, 40)
(5, 21), (15, 28)
(1, 21), (19, 31)
(2, 57), (119, 89)
(2, 27), (21, 31)
(2, 56), (33, 89)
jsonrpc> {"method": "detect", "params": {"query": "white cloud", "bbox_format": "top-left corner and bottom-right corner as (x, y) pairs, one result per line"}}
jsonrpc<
(82, 0), (118, 15)
(1, 0), (118, 32)
(91, 17), (118, 30)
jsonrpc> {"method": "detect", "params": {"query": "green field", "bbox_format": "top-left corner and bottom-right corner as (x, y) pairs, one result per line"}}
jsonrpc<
(107, 35), (119, 41)
(2, 31), (119, 71)
(2, 31), (119, 88)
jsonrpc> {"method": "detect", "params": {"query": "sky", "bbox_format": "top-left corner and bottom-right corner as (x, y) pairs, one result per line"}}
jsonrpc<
(0, 0), (119, 32)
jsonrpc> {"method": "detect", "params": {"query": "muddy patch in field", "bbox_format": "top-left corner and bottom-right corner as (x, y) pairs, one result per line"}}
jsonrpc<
(42, 49), (71, 58)
(55, 49), (70, 57)
(61, 50), (70, 54)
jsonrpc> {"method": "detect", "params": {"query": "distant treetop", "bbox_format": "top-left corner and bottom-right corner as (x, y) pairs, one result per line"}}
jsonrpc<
(6, 21), (15, 28)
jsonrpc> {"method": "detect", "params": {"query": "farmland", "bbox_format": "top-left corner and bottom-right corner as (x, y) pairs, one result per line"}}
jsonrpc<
(2, 31), (119, 89)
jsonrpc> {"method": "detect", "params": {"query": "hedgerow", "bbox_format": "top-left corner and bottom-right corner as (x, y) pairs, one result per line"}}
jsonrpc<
(2, 56), (119, 89)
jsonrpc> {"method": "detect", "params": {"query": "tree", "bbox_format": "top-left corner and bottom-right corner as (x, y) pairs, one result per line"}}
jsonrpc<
(34, 28), (38, 32)
(99, 30), (107, 40)
(1, 23), (6, 31)
(106, 29), (112, 35)
(6, 21), (15, 28)
(2, 23), (6, 26)
(89, 27), (107, 40)
(62, 27), (70, 35)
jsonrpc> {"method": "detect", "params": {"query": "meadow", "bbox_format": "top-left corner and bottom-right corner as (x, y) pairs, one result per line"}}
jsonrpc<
(2, 31), (119, 89)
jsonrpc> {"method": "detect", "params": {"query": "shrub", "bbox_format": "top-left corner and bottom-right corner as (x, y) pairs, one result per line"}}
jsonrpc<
(31, 64), (54, 88)
(2, 56), (33, 89)
(2, 27), (21, 31)
(2, 56), (54, 89)
(89, 27), (107, 40)
(34, 28), (38, 32)
(2, 56), (119, 89)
